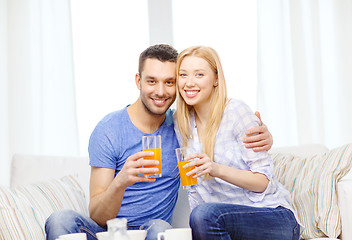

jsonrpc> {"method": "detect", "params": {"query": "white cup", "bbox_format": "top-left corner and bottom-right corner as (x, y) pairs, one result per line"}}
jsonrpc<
(58, 233), (87, 240)
(157, 228), (192, 240)
(96, 230), (147, 240)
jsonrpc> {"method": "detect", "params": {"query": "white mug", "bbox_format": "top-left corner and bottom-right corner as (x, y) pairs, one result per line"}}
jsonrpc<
(157, 228), (192, 240)
(96, 230), (147, 240)
(58, 233), (87, 240)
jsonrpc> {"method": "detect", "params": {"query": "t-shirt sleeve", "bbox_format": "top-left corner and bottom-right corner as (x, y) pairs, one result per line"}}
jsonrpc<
(88, 123), (117, 170)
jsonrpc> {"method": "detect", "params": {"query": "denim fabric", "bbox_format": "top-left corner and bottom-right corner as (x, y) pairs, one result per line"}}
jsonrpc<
(189, 203), (300, 240)
(45, 209), (172, 240)
(140, 219), (172, 240)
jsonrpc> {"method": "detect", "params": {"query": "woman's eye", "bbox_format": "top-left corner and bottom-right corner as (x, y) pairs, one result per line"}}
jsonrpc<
(179, 73), (187, 77)
(196, 73), (204, 77)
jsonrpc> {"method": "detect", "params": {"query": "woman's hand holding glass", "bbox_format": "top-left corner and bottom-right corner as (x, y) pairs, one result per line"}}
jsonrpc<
(183, 152), (220, 179)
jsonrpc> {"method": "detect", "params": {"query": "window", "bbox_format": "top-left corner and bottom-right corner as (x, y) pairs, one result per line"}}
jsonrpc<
(173, 0), (257, 109)
(71, 0), (149, 155)
(71, 0), (257, 155)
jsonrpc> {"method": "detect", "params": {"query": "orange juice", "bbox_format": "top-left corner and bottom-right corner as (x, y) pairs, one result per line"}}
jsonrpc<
(143, 148), (162, 176)
(178, 161), (198, 186)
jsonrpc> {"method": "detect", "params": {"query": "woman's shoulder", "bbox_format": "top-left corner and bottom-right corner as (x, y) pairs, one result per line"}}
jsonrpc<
(225, 98), (253, 115)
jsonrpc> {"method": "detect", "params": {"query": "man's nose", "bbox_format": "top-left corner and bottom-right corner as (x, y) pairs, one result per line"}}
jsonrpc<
(155, 83), (166, 96)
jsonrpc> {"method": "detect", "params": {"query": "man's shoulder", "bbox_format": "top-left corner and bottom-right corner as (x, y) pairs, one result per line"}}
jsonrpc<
(97, 107), (127, 126)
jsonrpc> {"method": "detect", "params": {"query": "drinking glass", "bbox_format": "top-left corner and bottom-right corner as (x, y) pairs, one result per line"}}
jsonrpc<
(142, 135), (162, 178)
(175, 147), (198, 189)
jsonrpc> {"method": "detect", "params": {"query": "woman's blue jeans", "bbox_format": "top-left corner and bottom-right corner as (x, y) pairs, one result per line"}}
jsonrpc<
(189, 203), (300, 240)
(45, 209), (172, 240)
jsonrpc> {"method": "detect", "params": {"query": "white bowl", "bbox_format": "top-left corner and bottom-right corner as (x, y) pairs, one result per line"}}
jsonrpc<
(58, 233), (87, 240)
(96, 230), (147, 240)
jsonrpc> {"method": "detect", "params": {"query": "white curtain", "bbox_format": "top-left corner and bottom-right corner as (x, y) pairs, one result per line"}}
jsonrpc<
(0, 0), (79, 185)
(257, 0), (352, 149)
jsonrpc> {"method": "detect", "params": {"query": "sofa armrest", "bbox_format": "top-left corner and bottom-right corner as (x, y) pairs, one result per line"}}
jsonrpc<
(337, 178), (352, 240)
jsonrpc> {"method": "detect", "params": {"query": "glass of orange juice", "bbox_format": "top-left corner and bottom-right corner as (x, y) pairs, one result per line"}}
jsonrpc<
(175, 147), (198, 189)
(142, 135), (162, 178)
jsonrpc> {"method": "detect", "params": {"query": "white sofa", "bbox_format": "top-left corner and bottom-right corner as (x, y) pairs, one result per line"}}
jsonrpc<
(3, 144), (352, 240)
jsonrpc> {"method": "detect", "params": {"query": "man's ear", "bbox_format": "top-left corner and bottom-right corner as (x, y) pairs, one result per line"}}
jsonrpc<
(135, 73), (141, 90)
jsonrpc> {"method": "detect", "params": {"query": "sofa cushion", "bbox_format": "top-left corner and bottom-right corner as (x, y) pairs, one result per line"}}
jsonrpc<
(271, 144), (352, 239)
(0, 175), (88, 240)
(0, 187), (44, 239)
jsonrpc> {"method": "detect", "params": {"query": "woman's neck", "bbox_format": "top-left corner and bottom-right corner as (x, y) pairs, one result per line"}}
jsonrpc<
(194, 108), (209, 143)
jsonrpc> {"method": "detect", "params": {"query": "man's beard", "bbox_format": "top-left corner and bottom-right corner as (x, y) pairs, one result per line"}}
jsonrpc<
(141, 97), (170, 116)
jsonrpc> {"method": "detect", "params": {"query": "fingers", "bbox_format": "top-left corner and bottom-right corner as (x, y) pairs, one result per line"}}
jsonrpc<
(184, 152), (206, 162)
(130, 176), (156, 183)
(243, 122), (273, 151)
(245, 124), (267, 137)
(121, 173), (156, 186)
(133, 157), (160, 176)
(252, 145), (271, 152)
(244, 139), (270, 149)
(119, 151), (160, 186)
(183, 154), (213, 178)
(186, 162), (212, 178)
(183, 153), (207, 167)
(129, 162), (159, 175)
(243, 131), (267, 144)
(254, 111), (262, 124)
(128, 151), (154, 161)
(126, 151), (159, 167)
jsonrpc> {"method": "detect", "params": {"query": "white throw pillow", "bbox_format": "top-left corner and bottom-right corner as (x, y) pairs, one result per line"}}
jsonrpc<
(0, 175), (88, 240)
(271, 144), (352, 239)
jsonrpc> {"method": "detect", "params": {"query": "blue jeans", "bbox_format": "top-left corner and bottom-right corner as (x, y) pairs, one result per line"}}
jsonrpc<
(45, 209), (172, 240)
(189, 203), (300, 240)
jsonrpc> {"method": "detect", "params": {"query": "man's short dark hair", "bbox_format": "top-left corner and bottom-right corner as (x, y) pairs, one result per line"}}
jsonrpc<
(138, 44), (178, 75)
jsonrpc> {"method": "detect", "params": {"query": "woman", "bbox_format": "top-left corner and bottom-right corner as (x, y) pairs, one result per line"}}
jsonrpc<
(174, 46), (301, 240)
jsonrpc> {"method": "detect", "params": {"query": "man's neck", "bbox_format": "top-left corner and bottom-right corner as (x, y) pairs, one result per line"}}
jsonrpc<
(127, 99), (166, 134)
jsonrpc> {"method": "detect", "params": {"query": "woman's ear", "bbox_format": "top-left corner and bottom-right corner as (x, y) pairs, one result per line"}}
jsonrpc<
(214, 77), (219, 87)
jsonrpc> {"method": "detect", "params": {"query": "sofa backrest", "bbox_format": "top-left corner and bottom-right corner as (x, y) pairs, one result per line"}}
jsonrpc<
(10, 154), (91, 200)
(270, 143), (329, 157)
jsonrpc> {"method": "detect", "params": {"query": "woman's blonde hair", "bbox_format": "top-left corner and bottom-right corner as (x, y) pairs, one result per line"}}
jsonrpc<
(176, 46), (228, 165)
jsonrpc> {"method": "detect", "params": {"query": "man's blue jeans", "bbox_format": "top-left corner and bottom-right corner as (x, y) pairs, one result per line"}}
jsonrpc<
(45, 209), (172, 240)
(190, 203), (300, 240)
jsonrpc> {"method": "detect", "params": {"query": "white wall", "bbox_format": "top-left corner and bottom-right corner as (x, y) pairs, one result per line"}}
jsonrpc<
(148, 0), (173, 45)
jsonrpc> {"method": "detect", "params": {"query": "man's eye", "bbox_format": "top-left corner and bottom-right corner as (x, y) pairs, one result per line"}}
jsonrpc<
(148, 80), (155, 84)
(166, 81), (175, 86)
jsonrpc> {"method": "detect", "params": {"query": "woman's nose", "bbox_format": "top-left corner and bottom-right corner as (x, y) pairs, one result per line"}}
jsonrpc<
(185, 76), (195, 87)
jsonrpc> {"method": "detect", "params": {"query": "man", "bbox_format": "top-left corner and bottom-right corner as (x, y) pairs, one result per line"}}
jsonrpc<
(45, 44), (273, 240)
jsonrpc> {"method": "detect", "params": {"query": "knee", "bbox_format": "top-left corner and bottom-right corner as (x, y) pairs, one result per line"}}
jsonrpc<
(45, 209), (77, 228)
(140, 219), (172, 240)
(190, 204), (216, 229)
